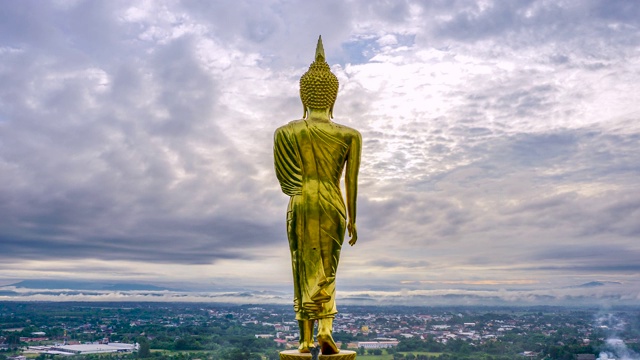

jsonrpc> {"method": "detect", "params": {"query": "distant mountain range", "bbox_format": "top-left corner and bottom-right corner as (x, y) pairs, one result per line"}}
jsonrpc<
(574, 281), (622, 288)
(3, 280), (183, 292)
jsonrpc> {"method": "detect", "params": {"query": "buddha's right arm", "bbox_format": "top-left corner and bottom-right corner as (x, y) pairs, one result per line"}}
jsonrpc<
(345, 131), (362, 245)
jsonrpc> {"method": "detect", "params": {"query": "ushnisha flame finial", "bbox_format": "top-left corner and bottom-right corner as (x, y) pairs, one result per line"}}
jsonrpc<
(315, 35), (326, 63)
(300, 35), (339, 119)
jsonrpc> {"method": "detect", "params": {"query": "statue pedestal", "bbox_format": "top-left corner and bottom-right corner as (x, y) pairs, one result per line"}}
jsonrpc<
(279, 350), (356, 360)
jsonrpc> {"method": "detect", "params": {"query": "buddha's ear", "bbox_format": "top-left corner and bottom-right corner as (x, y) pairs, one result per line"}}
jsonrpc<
(329, 104), (334, 119)
(303, 104), (307, 119)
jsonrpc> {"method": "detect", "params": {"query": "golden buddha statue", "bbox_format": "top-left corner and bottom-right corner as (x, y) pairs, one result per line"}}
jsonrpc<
(274, 36), (362, 356)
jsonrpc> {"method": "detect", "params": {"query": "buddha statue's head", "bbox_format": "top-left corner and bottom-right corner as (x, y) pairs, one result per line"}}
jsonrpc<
(300, 36), (339, 119)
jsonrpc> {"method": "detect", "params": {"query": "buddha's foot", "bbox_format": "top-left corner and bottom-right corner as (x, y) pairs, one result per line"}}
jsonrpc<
(317, 318), (339, 355)
(317, 332), (338, 355)
(298, 341), (312, 353)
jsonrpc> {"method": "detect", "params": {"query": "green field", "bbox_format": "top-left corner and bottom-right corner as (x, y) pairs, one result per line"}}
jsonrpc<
(357, 351), (443, 359)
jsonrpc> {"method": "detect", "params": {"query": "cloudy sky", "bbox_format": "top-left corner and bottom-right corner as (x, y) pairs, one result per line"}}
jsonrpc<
(1, 0), (639, 306)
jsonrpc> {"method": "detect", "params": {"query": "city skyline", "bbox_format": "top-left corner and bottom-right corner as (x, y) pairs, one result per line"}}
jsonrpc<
(1, 0), (639, 305)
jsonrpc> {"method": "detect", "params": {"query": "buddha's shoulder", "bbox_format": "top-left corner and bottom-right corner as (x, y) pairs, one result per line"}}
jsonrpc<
(275, 119), (305, 133)
(332, 121), (362, 138)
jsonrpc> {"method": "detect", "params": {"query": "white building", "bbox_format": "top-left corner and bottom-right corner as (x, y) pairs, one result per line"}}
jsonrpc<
(357, 341), (399, 349)
(30, 343), (136, 355)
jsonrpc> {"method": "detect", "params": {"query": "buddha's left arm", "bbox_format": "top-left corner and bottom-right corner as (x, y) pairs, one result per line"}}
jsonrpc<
(345, 130), (362, 246)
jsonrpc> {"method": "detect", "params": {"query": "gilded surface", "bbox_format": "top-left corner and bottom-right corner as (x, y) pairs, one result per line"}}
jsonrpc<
(274, 36), (361, 356)
(279, 350), (357, 360)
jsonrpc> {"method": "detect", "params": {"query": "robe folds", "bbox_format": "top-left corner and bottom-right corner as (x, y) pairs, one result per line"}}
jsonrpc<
(274, 119), (352, 320)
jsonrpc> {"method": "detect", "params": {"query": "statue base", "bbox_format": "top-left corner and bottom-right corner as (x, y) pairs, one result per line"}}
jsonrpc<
(279, 350), (356, 360)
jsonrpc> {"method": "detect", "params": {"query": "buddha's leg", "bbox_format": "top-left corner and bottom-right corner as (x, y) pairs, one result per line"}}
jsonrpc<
(317, 318), (339, 355)
(298, 320), (314, 353)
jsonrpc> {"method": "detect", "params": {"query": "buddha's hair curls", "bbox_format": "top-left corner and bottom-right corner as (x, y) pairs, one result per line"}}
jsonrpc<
(299, 61), (339, 111)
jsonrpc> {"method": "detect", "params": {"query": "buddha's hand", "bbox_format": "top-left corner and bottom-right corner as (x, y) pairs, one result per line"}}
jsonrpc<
(348, 222), (358, 246)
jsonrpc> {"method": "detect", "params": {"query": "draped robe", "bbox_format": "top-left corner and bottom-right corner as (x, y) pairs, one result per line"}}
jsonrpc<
(274, 119), (354, 320)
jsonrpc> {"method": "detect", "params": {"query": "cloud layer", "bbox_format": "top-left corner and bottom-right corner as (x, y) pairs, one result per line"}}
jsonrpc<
(1, 0), (639, 304)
